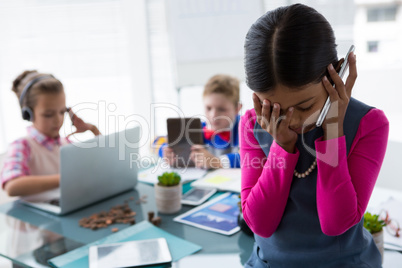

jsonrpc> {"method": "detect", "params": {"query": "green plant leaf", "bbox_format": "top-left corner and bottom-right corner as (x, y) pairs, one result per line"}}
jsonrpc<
(363, 212), (386, 234)
(157, 172), (181, 186)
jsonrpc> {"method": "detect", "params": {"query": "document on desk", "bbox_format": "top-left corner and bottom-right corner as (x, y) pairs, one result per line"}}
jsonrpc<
(174, 192), (240, 236)
(190, 168), (241, 193)
(138, 165), (207, 184)
(48, 221), (202, 268)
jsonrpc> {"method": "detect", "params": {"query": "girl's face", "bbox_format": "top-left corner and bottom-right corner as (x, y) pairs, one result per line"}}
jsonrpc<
(32, 92), (67, 138)
(254, 83), (327, 134)
(204, 93), (242, 131)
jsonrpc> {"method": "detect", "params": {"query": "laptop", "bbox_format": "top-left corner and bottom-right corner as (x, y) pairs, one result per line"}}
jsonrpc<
(20, 127), (140, 215)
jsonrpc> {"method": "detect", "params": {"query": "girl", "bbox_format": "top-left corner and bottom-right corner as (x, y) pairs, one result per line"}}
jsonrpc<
(1, 70), (100, 197)
(241, 4), (388, 268)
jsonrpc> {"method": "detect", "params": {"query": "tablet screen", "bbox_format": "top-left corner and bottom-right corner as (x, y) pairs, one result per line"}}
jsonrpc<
(182, 188), (217, 205)
(167, 118), (204, 167)
(89, 238), (172, 268)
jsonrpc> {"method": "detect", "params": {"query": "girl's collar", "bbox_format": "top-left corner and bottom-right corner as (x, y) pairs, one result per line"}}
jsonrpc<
(27, 126), (62, 150)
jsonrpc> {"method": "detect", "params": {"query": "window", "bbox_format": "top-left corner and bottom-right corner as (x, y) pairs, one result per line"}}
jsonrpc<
(0, 0), (152, 152)
(367, 6), (397, 22)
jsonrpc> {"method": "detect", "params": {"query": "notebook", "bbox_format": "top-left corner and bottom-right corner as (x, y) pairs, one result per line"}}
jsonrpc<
(190, 168), (241, 193)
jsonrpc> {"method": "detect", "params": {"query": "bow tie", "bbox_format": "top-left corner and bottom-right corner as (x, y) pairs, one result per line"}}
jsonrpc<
(203, 127), (231, 142)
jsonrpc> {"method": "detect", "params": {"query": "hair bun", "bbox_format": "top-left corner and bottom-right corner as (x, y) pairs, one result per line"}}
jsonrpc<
(12, 70), (38, 95)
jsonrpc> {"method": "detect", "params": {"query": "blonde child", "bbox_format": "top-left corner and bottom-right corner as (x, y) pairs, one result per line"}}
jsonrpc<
(161, 74), (242, 169)
(1, 70), (100, 197)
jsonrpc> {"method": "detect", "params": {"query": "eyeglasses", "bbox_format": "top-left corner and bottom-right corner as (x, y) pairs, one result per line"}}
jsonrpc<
(379, 210), (400, 238)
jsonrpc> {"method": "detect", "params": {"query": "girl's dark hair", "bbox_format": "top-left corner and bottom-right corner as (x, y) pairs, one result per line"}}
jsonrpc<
(244, 4), (338, 92)
(12, 70), (64, 109)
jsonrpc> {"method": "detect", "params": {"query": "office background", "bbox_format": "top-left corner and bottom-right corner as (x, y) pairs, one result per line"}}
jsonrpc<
(0, 0), (401, 174)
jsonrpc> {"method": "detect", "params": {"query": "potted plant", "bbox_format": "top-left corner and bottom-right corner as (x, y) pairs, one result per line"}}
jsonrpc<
(363, 212), (386, 263)
(154, 172), (182, 214)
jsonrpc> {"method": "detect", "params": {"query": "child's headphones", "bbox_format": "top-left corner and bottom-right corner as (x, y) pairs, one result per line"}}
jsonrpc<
(19, 75), (54, 121)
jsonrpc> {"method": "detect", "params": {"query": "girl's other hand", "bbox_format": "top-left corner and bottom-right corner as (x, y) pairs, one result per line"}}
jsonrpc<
(253, 93), (297, 153)
(321, 52), (357, 140)
(4, 174), (60, 197)
(67, 108), (100, 137)
(190, 145), (222, 169)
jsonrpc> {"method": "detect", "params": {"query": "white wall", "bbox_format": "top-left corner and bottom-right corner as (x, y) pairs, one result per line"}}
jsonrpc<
(376, 141), (402, 191)
(0, 0), (152, 153)
(354, 1), (402, 142)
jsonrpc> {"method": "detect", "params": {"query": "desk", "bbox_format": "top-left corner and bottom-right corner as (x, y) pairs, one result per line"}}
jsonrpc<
(0, 183), (253, 267)
(0, 184), (401, 267)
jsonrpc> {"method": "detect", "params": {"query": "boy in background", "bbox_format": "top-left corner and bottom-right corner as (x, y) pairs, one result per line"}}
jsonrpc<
(155, 74), (242, 169)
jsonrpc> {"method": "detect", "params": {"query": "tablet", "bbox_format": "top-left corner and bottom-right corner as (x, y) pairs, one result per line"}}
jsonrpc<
(181, 188), (217, 206)
(89, 238), (172, 268)
(167, 117), (204, 167)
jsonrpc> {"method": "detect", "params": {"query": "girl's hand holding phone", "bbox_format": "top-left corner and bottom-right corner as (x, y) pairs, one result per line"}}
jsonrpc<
(321, 51), (357, 140)
(253, 93), (297, 153)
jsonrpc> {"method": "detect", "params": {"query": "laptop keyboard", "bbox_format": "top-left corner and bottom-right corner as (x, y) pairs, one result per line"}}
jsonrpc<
(47, 199), (60, 207)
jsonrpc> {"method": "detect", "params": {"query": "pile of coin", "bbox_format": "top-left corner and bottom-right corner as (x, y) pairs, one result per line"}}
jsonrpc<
(79, 203), (136, 231)
(148, 211), (162, 226)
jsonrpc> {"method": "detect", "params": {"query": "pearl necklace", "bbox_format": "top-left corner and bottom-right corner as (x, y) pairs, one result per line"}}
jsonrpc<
(294, 158), (317, 178)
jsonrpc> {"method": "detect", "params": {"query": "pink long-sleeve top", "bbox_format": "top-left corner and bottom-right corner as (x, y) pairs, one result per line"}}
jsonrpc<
(240, 108), (389, 238)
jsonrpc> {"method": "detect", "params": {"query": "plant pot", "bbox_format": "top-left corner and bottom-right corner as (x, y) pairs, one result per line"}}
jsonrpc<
(372, 230), (384, 264)
(154, 182), (182, 214)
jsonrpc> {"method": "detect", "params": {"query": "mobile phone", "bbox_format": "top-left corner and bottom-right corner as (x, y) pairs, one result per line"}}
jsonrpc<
(181, 188), (217, 206)
(316, 45), (355, 127)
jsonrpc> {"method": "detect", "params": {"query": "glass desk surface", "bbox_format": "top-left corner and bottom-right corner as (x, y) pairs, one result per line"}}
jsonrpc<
(1, 183), (402, 268)
(0, 182), (254, 267)
(0, 213), (83, 267)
